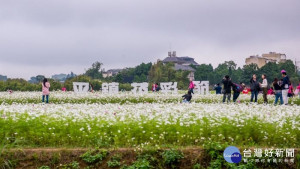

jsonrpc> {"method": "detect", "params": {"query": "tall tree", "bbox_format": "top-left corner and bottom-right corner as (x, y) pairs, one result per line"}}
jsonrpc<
(85, 61), (103, 79)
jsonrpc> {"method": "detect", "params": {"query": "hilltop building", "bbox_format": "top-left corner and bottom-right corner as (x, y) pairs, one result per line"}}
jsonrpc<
(102, 69), (123, 78)
(160, 51), (199, 80)
(245, 52), (286, 68)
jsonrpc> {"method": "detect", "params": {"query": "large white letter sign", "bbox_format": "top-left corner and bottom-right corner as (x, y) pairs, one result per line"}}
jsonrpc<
(200, 81), (209, 95)
(131, 82), (148, 94)
(102, 83), (109, 94)
(193, 81), (209, 95)
(73, 82), (89, 93)
(193, 81), (201, 94)
(160, 82), (178, 94)
(102, 82), (119, 94)
(109, 82), (119, 94)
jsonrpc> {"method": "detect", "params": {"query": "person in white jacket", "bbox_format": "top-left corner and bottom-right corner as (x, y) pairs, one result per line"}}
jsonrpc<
(260, 74), (268, 104)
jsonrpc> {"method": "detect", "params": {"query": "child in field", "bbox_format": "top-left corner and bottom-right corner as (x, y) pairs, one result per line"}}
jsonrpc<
(42, 78), (50, 103)
(62, 87), (66, 92)
(267, 87), (274, 95)
(242, 87), (249, 94)
(182, 90), (192, 103)
(188, 79), (195, 94)
(288, 82), (294, 98)
(214, 83), (222, 94)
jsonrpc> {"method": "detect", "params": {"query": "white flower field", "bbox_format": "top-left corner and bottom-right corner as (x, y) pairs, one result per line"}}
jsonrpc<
(1, 91), (299, 149)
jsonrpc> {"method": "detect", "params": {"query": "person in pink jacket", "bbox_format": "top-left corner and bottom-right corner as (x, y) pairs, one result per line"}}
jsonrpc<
(188, 79), (195, 94)
(42, 78), (50, 103)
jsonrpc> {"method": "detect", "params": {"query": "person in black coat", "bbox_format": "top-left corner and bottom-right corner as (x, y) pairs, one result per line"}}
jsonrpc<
(250, 74), (260, 103)
(182, 90), (192, 103)
(222, 75), (233, 103)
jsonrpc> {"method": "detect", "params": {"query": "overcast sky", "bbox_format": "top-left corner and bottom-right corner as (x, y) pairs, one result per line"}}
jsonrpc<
(0, 0), (299, 80)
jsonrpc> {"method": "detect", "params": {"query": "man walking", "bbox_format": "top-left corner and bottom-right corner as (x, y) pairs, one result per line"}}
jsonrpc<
(222, 75), (233, 103)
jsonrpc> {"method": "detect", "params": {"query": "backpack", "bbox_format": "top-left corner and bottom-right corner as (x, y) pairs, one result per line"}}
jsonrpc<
(233, 83), (243, 93)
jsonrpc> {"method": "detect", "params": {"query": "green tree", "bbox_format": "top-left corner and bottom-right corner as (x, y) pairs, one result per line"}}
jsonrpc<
(85, 61), (103, 79)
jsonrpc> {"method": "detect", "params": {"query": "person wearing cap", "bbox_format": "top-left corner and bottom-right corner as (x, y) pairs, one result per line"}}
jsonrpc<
(280, 70), (290, 105)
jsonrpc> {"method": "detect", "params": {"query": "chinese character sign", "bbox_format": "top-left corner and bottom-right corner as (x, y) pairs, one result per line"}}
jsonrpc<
(102, 82), (119, 94)
(131, 82), (148, 94)
(73, 82), (89, 93)
(160, 82), (178, 94)
(193, 81), (209, 95)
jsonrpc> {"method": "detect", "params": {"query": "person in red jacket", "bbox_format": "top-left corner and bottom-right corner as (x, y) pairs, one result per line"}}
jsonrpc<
(188, 79), (195, 94)
(242, 88), (249, 94)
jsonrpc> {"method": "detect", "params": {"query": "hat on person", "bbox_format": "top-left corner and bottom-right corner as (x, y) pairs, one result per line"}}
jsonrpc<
(281, 70), (286, 73)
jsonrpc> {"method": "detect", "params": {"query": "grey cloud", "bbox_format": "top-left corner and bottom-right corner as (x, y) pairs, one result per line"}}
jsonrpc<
(0, 0), (299, 79)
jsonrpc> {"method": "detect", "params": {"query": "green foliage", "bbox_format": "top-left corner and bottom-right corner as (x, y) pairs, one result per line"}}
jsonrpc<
(194, 60), (300, 86)
(161, 149), (184, 166)
(60, 161), (80, 169)
(107, 155), (122, 167)
(119, 83), (133, 91)
(112, 63), (152, 83)
(85, 61), (103, 79)
(80, 149), (108, 164)
(148, 62), (189, 89)
(38, 166), (51, 169)
(193, 163), (203, 169)
(121, 158), (153, 169)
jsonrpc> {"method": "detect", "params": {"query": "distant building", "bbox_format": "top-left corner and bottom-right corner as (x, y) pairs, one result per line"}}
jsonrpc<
(0, 75), (7, 81)
(245, 52), (286, 68)
(161, 51), (199, 80)
(102, 69), (123, 78)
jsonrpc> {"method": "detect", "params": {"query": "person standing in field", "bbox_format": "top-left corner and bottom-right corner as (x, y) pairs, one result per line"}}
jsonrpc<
(188, 79), (195, 94)
(42, 78), (50, 103)
(250, 74), (260, 103)
(89, 83), (94, 92)
(273, 78), (283, 105)
(214, 83), (222, 94)
(155, 83), (160, 92)
(222, 75), (233, 103)
(260, 74), (268, 104)
(280, 70), (290, 105)
(152, 83), (157, 92)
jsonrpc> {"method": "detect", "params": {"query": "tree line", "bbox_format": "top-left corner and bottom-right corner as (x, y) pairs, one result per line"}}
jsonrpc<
(0, 60), (299, 91)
